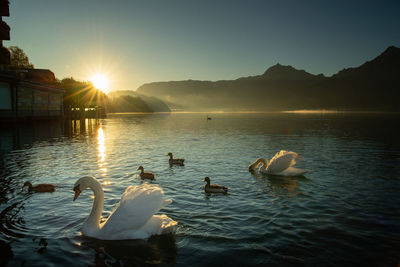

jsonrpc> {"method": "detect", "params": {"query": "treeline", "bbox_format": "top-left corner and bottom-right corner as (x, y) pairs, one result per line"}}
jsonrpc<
(61, 78), (170, 113)
(4, 46), (170, 113)
(107, 95), (152, 112)
(62, 78), (107, 110)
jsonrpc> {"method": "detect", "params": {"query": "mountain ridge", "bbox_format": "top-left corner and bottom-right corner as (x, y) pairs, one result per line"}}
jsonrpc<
(137, 46), (400, 111)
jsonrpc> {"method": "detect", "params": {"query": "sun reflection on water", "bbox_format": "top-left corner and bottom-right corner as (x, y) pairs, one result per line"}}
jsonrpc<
(103, 180), (112, 186)
(97, 127), (107, 175)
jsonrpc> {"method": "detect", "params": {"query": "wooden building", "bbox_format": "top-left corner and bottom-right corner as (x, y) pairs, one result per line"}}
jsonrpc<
(0, 69), (64, 120)
(0, 1), (65, 121)
(0, 0), (10, 66)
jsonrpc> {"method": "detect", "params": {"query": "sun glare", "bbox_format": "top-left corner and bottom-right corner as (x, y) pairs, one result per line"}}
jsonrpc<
(90, 73), (110, 92)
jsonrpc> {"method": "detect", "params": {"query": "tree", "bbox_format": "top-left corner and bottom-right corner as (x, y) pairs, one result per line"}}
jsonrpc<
(7, 46), (34, 69)
(61, 77), (108, 109)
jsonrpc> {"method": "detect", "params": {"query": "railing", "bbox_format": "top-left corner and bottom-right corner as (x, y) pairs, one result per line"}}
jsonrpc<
(64, 106), (106, 120)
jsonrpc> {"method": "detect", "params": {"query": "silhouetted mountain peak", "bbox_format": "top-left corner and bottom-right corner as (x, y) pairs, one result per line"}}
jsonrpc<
(263, 63), (295, 74)
(261, 63), (321, 80)
(375, 45), (400, 65)
(137, 45), (400, 111)
(334, 46), (400, 79)
(381, 45), (400, 56)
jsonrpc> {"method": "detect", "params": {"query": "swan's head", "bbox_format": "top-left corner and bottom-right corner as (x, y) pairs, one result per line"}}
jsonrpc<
(73, 176), (96, 201)
(23, 181), (33, 189)
(203, 177), (210, 183)
(137, 166), (144, 171)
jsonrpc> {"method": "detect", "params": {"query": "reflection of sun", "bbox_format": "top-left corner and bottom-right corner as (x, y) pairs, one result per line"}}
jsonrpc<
(90, 73), (109, 92)
(98, 127), (107, 176)
(98, 127), (106, 162)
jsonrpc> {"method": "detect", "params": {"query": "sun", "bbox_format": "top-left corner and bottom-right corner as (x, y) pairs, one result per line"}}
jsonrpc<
(90, 73), (110, 92)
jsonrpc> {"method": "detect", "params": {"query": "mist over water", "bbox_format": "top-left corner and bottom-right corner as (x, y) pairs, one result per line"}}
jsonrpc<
(0, 113), (399, 266)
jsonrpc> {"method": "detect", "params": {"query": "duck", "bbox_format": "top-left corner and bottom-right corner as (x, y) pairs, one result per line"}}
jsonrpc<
(72, 176), (177, 240)
(23, 181), (56, 193)
(167, 152), (184, 166)
(248, 150), (310, 176)
(203, 177), (228, 194)
(137, 166), (155, 180)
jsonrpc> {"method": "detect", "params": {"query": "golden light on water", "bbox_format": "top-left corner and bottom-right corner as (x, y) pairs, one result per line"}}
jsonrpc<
(97, 127), (107, 176)
(281, 109), (341, 114)
(98, 127), (106, 162)
(103, 180), (112, 186)
(90, 73), (110, 93)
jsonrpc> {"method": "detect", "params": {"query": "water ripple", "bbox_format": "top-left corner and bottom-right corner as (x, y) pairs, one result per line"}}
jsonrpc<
(1, 113), (400, 266)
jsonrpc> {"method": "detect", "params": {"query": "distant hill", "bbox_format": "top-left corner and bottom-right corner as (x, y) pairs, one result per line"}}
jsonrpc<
(107, 90), (170, 112)
(137, 46), (400, 111)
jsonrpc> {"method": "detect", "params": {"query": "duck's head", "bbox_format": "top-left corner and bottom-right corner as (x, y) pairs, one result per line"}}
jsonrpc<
(167, 152), (172, 157)
(203, 177), (210, 183)
(73, 176), (96, 201)
(137, 166), (144, 171)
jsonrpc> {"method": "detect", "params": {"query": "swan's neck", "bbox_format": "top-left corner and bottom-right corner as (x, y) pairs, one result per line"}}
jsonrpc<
(84, 180), (104, 231)
(259, 158), (269, 171)
(249, 158), (263, 171)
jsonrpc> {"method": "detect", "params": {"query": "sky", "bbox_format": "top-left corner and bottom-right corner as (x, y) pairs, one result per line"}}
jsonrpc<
(5, 0), (400, 92)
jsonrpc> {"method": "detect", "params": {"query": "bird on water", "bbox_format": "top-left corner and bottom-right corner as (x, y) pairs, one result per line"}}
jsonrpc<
(23, 181), (56, 193)
(137, 166), (155, 180)
(203, 176), (228, 194)
(167, 152), (185, 166)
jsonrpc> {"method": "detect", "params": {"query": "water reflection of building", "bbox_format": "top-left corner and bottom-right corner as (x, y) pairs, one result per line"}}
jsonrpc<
(0, 120), (64, 151)
(0, 118), (101, 151)
(64, 118), (100, 138)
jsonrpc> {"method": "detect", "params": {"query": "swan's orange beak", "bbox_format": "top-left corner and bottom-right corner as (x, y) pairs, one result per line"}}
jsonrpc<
(73, 186), (81, 201)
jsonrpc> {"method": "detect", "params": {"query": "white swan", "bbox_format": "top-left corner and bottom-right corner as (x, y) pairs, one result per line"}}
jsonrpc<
(72, 176), (177, 240)
(248, 150), (310, 176)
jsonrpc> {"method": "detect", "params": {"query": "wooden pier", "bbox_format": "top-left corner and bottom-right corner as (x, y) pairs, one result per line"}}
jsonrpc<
(64, 106), (106, 120)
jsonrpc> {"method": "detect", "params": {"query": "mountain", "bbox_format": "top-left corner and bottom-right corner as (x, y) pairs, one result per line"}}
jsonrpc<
(107, 90), (170, 112)
(259, 64), (325, 81)
(333, 46), (400, 80)
(137, 46), (400, 111)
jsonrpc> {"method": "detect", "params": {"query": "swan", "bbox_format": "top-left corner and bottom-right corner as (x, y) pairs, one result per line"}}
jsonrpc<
(248, 150), (310, 176)
(167, 152), (184, 166)
(72, 176), (177, 240)
(23, 181), (56, 193)
(203, 177), (228, 194)
(137, 166), (155, 180)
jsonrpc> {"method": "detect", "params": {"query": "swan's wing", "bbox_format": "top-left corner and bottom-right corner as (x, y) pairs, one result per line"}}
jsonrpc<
(276, 167), (310, 176)
(102, 183), (171, 233)
(267, 151), (302, 173)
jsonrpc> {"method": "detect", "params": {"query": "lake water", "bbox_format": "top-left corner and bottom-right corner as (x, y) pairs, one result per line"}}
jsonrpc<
(0, 112), (399, 266)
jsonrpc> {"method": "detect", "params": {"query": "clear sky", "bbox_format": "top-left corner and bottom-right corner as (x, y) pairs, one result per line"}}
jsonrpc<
(5, 0), (400, 92)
